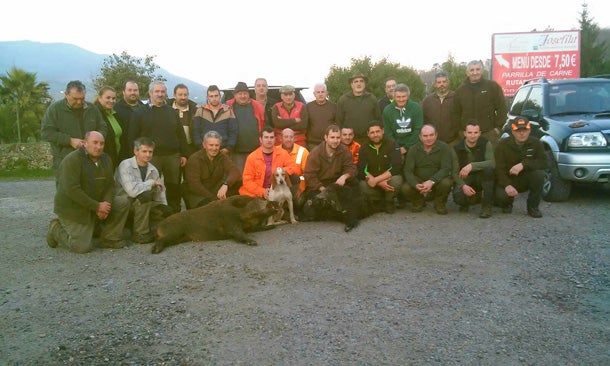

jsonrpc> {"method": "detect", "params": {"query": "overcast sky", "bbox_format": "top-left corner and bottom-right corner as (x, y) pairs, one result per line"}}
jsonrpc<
(2, 0), (609, 95)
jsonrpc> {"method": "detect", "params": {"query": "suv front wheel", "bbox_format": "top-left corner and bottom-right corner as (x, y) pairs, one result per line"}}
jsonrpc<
(542, 150), (572, 202)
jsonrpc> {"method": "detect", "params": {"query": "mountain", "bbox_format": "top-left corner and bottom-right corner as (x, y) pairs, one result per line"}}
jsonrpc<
(0, 40), (206, 101)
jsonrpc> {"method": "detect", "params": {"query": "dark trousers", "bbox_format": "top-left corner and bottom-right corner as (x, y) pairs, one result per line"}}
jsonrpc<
(495, 170), (545, 209)
(151, 153), (182, 213)
(453, 167), (495, 207)
(401, 176), (453, 205)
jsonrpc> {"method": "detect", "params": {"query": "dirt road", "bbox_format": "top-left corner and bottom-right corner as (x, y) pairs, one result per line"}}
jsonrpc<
(1, 179), (608, 365)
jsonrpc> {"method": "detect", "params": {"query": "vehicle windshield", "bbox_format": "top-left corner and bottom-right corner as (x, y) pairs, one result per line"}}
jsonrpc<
(548, 81), (610, 115)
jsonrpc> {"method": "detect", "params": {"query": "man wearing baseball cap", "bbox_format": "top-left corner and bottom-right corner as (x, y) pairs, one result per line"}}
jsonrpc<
(494, 116), (547, 217)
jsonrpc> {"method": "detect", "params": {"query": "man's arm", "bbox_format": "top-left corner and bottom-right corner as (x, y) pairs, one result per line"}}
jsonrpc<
(117, 160), (157, 198)
(471, 140), (496, 171)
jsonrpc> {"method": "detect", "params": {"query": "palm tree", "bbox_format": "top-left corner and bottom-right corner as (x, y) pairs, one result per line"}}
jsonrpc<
(0, 67), (50, 143)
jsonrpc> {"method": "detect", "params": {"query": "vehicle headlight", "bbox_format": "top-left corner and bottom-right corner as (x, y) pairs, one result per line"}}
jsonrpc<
(568, 132), (607, 147)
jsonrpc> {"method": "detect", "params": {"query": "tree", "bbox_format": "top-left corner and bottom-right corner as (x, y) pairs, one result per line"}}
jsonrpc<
(0, 67), (50, 143)
(92, 51), (165, 99)
(579, 2), (610, 76)
(325, 56), (426, 103)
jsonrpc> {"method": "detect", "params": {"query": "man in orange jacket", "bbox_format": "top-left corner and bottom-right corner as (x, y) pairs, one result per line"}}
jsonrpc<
(239, 126), (299, 198)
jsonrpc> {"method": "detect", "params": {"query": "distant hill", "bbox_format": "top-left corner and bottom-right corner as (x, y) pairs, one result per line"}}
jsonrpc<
(0, 40), (206, 101)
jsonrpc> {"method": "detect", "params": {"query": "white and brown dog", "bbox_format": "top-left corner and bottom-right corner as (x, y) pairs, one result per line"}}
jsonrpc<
(267, 167), (297, 225)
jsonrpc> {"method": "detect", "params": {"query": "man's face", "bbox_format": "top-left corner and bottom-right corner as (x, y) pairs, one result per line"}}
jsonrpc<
(134, 144), (154, 166)
(325, 130), (341, 150)
(464, 124), (482, 146)
(123, 82), (140, 104)
(174, 87), (189, 107)
(260, 131), (275, 150)
(149, 84), (167, 106)
(235, 90), (250, 105)
(280, 92), (295, 105)
(512, 128), (531, 144)
(84, 132), (105, 158)
(313, 86), (328, 103)
(350, 77), (366, 95)
(435, 77), (449, 94)
(340, 128), (355, 146)
(367, 125), (384, 144)
(65, 88), (85, 109)
(281, 130), (294, 150)
(254, 79), (268, 98)
(385, 80), (396, 98)
(394, 90), (409, 108)
(467, 64), (483, 83)
(203, 137), (221, 158)
(207, 90), (221, 107)
(420, 126), (437, 148)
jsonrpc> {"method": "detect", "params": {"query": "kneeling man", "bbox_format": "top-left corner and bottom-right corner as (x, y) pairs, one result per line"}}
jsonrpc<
(46, 131), (115, 253)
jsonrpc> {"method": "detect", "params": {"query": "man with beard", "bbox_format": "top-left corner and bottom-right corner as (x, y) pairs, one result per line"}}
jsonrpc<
(422, 72), (459, 146)
(114, 81), (145, 161)
(303, 125), (361, 232)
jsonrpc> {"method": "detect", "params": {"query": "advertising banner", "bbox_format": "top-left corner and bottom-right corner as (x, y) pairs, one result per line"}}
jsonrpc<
(492, 30), (580, 96)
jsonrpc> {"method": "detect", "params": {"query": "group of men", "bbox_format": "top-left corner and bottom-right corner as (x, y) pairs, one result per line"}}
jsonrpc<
(42, 62), (548, 253)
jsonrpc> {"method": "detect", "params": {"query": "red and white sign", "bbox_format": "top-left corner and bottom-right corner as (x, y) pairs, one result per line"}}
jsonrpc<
(492, 30), (580, 96)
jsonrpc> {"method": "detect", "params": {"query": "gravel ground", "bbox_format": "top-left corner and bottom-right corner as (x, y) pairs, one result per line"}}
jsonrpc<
(0, 179), (608, 365)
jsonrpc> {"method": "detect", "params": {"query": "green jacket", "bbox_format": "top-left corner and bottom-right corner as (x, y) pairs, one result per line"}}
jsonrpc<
(54, 147), (114, 224)
(403, 141), (453, 187)
(336, 92), (380, 140)
(382, 99), (423, 149)
(41, 99), (107, 169)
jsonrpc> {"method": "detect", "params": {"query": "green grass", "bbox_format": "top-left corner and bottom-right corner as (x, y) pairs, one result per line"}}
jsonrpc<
(0, 168), (54, 180)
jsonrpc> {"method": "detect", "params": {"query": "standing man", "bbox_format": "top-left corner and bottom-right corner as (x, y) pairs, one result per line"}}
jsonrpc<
(239, 127), (298, 198)
(378, 77), (397, 112)
(494, 117), (547, 218)
(254, 77), (278, 125)
(41, 80), (107, 171)
(168, 83), (198, 156)
(129, 81), (189, 214)
(401, 124), (453, 214)
(336, 73), (380, 144)
(271, 85), (309, 146)
(193, 85), (237, 155)
(340, 126), (361, 165)
(183, 131), (241, 208)
(453, 60), (507, 146)
(357, 121), (403, 214)
(383, 83), (424, 162)
(46, 131), (117, 253)
(303, 125), (360, 232)
(114, 81), (144, 161)
(100, 137), (166, 246)
(226, 81), (266, 172)
(305, 83), (336, 150)
(452, 121), (496, 218)
(280, 128), (309, 193)
(422, 71), (459, 146)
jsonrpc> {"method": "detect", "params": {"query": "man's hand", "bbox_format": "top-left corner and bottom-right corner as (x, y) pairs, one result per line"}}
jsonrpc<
(179, 157), (187, 167)
(69, 138), (84, 149)
(505, 185), (519, 197)
(220, 148), (229, 156)
(459, 164), (473, 178)
(153, 181), (164, 191)
(378, 179), (394, 192)
(97, 201), (111, 219)
(462, 184), (476, 196)
(509, 163), (524, 176)
(263, 188), (270, 200)
(335, 174), (349, 186)
(217, 184), (228, 200)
